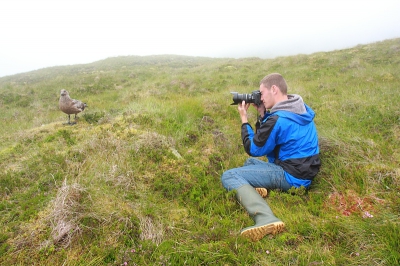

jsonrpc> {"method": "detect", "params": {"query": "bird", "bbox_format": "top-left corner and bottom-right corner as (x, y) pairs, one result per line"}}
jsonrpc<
(59, 89), (88, 125)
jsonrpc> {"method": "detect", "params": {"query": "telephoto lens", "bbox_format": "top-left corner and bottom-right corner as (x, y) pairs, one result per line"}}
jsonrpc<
(230, 91), (261, 106)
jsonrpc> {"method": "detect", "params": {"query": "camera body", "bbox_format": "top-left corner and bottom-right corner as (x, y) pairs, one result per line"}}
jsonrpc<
(231, 90), (261, 106)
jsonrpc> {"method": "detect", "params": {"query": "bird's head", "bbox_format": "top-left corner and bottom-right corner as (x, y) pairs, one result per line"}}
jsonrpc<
(60, 89), (68, 96)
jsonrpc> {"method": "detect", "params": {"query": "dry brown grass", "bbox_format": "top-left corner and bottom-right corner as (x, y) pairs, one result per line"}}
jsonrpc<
(48, 179), (86, 247)
(139, 215), (164, 245)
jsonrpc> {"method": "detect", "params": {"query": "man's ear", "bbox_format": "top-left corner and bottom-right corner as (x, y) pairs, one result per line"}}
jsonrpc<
(271, 85), (278, 94)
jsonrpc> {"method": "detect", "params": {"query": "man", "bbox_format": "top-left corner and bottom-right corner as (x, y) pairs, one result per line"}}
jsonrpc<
(221, 73), (320, 241)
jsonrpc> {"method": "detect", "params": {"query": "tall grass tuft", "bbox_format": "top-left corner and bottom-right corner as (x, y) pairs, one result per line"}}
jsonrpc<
(48, 179), (85, 247)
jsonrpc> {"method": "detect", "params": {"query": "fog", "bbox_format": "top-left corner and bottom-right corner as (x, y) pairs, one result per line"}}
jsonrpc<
(1, 0), (400, 77)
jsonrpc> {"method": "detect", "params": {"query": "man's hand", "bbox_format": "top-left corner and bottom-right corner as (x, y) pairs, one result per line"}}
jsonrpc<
(253, 103), (266, 117)
(238, 101), (250, 124)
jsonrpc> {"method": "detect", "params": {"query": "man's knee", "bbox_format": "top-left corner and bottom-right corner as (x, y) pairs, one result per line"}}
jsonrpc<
(221, 169), (236, 191)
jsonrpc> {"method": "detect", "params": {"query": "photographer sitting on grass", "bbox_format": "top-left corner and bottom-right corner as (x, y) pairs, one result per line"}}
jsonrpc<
(221, 73), (320, 241)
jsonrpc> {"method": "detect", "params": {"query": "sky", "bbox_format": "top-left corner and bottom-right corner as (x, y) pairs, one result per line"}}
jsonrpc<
(1, 0), (400, 77)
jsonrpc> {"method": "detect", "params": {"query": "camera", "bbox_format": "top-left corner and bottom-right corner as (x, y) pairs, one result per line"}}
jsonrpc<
(230, 90), (261, 106)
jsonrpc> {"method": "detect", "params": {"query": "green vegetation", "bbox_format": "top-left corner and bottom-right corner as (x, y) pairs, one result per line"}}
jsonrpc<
(0, 39), (399, 265)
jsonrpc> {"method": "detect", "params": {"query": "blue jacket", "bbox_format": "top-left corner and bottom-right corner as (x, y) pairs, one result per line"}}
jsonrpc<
(241, 101), (320, 188)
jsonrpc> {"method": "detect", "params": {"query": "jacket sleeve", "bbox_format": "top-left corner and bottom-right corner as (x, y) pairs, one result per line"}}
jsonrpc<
(241, 116), (279, 156)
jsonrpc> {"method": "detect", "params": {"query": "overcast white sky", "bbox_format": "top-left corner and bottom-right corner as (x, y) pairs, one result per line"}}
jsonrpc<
(1, 0), (399, 77)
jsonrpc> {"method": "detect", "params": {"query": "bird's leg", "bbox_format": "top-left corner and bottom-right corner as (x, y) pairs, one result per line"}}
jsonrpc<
(67, 114), (76, 125)
(63, 114), (74, 125)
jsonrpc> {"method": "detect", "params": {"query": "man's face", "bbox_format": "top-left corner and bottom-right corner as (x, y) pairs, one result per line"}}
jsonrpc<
(259, 83), (274, 109)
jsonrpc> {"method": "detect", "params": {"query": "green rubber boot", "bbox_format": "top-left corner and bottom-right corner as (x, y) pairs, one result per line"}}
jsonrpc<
(236, 185), (285, 241)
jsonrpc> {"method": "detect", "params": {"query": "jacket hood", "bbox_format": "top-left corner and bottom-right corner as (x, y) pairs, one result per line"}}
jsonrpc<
(269, 94), (315, 125)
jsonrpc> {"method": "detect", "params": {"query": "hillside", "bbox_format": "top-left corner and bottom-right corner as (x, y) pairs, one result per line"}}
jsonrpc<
(0, 38), (399, 265)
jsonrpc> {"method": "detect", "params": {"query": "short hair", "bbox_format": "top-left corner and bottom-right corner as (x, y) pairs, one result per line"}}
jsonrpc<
(260, 73), (288, 94)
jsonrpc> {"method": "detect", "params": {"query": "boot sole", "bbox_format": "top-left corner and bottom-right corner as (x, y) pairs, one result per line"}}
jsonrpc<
(255, 187), (268, 198)
(241, 221), (285, 241)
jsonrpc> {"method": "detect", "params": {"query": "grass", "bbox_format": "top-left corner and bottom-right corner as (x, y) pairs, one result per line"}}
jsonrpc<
(0, 38), (399, 265)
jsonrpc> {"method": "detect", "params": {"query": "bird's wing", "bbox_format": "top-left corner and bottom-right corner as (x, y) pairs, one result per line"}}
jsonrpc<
(72, 99), (86, 110)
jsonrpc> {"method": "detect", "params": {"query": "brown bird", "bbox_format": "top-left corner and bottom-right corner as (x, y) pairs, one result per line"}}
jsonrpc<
(59, 89), (87, 125)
